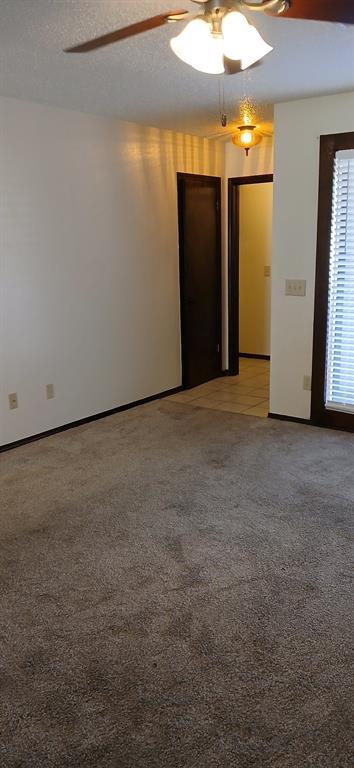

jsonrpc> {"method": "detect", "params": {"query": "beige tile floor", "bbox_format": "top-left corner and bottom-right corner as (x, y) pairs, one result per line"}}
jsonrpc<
(168, 357), (270, 418)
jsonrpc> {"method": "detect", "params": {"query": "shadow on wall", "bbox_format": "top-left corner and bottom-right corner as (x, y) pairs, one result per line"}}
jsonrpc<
(225, 136), (273, 178)
(120, 121), (223, 203)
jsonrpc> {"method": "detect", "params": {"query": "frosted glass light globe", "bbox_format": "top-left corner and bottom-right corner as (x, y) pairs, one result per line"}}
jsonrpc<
(222, 11), (248, 61)
(170, 18), (225, 74)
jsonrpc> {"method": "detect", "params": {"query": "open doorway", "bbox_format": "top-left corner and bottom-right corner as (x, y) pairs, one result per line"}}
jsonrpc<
(228, 174), (273, 417)
(169, 172), (274, 419)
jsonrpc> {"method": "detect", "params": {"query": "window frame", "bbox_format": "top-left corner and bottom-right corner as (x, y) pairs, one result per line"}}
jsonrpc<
(312, 131), (354, 431)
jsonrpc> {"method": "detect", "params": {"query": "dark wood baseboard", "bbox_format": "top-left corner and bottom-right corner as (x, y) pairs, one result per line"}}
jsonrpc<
(268, 412), (311, 426)
(0, 386), (182, 454)
(240, 353), (270, 361)
(3, 394), (350, 455)
(269, 411), (354, 434)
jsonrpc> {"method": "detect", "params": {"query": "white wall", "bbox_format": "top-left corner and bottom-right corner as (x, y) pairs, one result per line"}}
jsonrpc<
(239, 183), (273, 356)
(270, 91), (354, 419)
(0, 97), (223, 445)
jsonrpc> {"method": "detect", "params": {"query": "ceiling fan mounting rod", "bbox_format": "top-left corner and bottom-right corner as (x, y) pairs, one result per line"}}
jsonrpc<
(198, 1), (234, 35)
(196, 0), (290, 17)
(199, 1), (234, 14)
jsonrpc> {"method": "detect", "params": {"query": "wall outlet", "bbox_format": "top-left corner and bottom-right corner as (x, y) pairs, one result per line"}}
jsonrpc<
(8, 392), (18, 410)
(285, 279), (306, 297)
(264, 265), (271, 278)
(46, 383), (55, 400)
(303, 375), (312, 391)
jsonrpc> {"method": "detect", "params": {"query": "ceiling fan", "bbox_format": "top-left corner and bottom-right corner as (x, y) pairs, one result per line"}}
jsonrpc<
(65, 1), (354, 76)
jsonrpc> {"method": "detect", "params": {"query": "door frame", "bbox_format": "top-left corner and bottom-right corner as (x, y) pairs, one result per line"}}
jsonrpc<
(311, 131), (354, 431)
(177, 172), (222, 389)
(228, 174), (273, 375)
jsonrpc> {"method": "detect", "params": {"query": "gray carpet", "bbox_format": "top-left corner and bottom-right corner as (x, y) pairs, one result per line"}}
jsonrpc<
(0, 400), (353, 768)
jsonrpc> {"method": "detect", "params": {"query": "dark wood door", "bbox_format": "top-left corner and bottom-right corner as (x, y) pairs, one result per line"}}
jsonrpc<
(177, 173), (222, 388)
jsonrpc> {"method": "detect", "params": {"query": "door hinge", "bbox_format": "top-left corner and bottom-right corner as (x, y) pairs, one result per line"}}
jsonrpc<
(216, 199), (220, 213)
(217, 343), (220, 353)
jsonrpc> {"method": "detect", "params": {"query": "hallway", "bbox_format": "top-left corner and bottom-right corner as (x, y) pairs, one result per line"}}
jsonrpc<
(169, 357), (270, 418)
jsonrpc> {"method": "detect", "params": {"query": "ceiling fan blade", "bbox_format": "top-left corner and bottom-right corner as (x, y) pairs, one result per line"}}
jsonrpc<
(276, 0), (354, 24)
(208, 129), (236, 139)
(209, 125), (274, 140)
(64, 10), (188, 52)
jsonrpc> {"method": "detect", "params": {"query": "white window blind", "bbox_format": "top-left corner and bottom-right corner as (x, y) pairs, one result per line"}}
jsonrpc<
(326, 149), (354, 413)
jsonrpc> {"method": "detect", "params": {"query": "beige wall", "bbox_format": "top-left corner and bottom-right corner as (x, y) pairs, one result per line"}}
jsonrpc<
(239, 183), (273, 356)
(0, 97), (224, 445)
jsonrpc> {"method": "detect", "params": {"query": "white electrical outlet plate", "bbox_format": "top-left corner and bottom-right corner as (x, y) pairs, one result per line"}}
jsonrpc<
(303, 375), (312, 391)
(285, 279), (306, 297)
(264, 265), (271, 278)
(46, 384), (55, 400)
(8, 392), (18, 410)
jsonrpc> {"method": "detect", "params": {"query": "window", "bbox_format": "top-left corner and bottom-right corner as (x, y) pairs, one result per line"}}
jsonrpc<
(325, 150), (354, 413)
(312, 132), (354, 430)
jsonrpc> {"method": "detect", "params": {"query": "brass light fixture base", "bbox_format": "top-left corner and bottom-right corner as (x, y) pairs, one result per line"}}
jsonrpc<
(191, 0), (290, 14)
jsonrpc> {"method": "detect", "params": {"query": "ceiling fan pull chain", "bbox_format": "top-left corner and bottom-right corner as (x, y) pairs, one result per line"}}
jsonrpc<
(218, 77), (228, 127)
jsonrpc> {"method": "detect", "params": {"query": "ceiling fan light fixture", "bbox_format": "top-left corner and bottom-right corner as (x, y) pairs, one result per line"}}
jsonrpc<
(222, 10), (272, 67)
(170, 8), (273, 75)
(221, 11), (249, 60)
(239, 24), (273, 70)
(170, 17), (225, 74)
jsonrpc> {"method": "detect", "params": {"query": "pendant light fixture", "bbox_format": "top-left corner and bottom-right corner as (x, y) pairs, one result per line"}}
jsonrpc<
(231, 124), (262, 155)
(229, 97), (269, 156)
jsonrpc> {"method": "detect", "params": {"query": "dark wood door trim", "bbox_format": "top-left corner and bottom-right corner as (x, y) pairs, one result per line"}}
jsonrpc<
(311, 132), (354, 431)
(177, 172), (222, 388)
(228, 174), (273, 375)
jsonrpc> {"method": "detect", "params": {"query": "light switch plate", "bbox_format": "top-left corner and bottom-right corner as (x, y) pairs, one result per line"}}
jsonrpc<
(8, 392), (18, 410)
(303, 375), (312, 391)
(46, 384), (55, 400)
(285, 279), (306, 297)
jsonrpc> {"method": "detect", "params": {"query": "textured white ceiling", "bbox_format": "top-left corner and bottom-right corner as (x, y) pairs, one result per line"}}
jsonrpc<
(0, 0), (353, 136)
